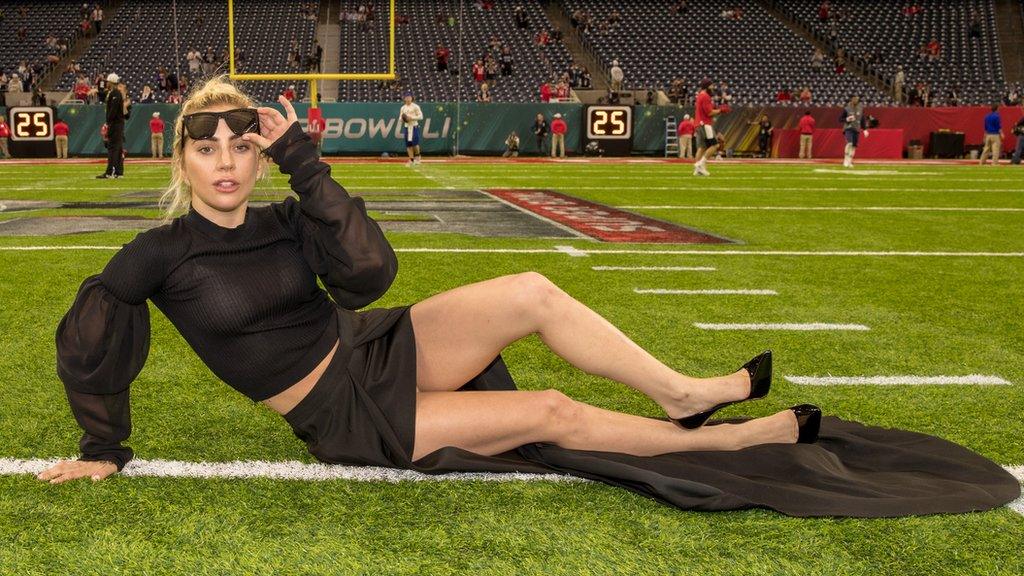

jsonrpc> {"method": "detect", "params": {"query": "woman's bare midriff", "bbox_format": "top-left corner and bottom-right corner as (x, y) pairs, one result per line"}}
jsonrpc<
(261, 338), (340, 415)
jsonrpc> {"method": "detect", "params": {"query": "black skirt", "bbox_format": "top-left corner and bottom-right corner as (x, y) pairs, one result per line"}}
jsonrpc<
(283, 305), (1021, 518)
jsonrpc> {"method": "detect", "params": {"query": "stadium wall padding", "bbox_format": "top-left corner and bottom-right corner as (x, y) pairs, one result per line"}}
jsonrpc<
(3, 104), (1019, 157)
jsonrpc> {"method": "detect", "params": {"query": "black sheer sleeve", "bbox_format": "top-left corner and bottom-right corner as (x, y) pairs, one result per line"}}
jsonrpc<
(266, 122), (398, 309)
(55, 229), (164, 471)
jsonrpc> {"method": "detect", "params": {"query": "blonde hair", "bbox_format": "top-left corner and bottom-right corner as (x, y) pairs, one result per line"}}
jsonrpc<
(159, 74), (268, 222)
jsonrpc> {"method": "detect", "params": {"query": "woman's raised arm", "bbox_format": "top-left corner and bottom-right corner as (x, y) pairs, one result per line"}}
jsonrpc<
(251, 97), (398, 309)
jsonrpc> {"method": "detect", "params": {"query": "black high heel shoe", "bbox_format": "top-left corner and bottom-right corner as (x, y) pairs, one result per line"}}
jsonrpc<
(670, 350), (773, 429)
(789, 404), (822, 443)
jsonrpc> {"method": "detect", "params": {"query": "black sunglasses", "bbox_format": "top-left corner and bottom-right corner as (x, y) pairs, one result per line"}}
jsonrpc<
(181, 108), (260, 142)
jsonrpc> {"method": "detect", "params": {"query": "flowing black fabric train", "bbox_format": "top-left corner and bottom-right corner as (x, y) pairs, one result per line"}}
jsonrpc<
(286, 304), (1020, 518)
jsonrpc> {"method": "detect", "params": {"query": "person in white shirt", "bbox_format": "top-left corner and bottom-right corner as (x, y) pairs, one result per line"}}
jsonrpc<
(609, 59), (624, 92)
(398, 92), (423, 165)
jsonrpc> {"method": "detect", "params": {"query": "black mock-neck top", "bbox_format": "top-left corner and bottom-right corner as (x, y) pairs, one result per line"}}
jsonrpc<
(55, 122), (398, 470)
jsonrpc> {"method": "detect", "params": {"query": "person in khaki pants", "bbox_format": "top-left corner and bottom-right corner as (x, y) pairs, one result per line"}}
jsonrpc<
(149, 111), (165, 158)
(677, 114), (694, 159)
(979, 104), (1002, 165)
(797, 110), (816, 159)
(53, 117), (70, 158)
(550, 112), (567, 158)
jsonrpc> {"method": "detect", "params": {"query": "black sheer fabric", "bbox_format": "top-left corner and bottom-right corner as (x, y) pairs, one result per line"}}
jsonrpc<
(54, 122), (396, 470)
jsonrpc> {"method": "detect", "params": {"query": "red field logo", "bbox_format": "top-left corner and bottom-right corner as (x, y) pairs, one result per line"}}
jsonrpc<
(487, 189), (732, 244)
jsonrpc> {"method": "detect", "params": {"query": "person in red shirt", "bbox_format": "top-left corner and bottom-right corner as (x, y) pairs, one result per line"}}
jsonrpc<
(282, 85), (296, 101)
(472, 59), (485, 83)
(677, 114), (695, 158)
(149, 111), (166, 158)
(54, 118), (70, 159)
(693, 77), (722, 176)
(926, 38), (941, 61)
(797, 110), (816, 159)
(539, 80), (552, 103)
(550, 112), (567, 158)
(307, 112), (326, 153)
(0, 117), (10, 159)
(776, 87), (792, 102)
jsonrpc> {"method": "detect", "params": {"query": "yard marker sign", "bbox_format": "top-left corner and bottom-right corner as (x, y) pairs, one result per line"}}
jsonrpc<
(487, 189), (732, 244)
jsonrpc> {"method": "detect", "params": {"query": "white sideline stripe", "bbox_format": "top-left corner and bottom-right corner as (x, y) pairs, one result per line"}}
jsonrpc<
(695, 323), (870, 331)
(636, 288), (777, 295)
(3, 457), (1019, 515)
(616, 205), (1024, 213)
(786, 375), (1012, 386)
(1007, 466), (1024, 516)
(0, 457), (586, 484)
(3, 246), (1024, 258)
(593, 266), (716, 271)
(554, 245), (590, 257)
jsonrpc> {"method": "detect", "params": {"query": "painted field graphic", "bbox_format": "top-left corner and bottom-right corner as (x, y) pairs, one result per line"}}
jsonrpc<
(487, 189), (732, 243)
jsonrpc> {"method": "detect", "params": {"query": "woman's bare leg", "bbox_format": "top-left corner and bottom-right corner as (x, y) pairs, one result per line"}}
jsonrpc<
(410, 272), (749, 421)
(412, 388), (798, 461)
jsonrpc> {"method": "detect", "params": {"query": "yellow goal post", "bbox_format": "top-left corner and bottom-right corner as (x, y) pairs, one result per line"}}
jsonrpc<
(227, 0), (397, 105)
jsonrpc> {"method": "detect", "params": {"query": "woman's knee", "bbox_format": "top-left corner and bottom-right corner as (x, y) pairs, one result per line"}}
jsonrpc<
(507, 271), (564, 317)
(539, 389), (583, 440)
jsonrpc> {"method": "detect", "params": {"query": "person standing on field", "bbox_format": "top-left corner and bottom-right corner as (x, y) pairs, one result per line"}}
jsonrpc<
(1011, 104), (1024, 165)
(54, 117), (70, 159)
(693, 78), (723, 176)
(0, 116), (10, 159)
(550, 112), (567, 158)
(677, 114), (695, 159)
(979, 104), (1002, 165)
(798, 110), (816, 159)
(533, 113), (549, 155)
(398, 92), (423, 166)
(149, 112), (165, 158)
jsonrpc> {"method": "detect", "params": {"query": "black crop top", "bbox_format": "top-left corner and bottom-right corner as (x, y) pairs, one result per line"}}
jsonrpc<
(54, 122), (398, 471)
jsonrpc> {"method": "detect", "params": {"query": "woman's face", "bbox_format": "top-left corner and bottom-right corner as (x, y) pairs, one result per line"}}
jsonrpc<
(183, 103), (261, 217)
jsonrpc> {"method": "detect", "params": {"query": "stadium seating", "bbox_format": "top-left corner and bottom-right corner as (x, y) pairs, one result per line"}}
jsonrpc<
(0, 1), (84, 91)
(775, 0), (1005, 105)
(560, 0), (891, 106)
(335, 0), (574, 102)
(53, 0), (318, 103)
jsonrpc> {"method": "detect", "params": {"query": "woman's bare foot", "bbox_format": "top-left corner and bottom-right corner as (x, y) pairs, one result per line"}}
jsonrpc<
(660, 368), (752, 422)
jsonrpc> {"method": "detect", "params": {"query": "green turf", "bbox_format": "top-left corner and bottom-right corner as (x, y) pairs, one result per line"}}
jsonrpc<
(0, 161), (1022, 575)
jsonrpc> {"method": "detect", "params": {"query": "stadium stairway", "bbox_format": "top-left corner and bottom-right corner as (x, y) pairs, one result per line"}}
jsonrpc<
(545, 0), (608, 92)
(758, 0), (889, 97)
(317, 0), (341, 101)
(40, 0), (127, 93)
(995, 0), (1024, 83)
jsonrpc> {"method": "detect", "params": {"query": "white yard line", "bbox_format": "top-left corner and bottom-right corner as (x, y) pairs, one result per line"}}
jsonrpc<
(694, 323), (870, 331)
(3, 246), (1024, 257)
(593, 266), (716, 271)
(616, 205), (1024, 212)
(0, 457), (585, 484)
(554, 245), (591, 257)
(635, 288), (777, 295)
(786, 375), (1012, 386)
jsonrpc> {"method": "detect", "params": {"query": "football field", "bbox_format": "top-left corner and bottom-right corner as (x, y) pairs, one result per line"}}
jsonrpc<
(1, 159), (1022, 575)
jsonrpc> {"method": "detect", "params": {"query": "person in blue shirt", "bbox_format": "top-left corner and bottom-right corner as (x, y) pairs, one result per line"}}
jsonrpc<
(979, 104), (1002, 165)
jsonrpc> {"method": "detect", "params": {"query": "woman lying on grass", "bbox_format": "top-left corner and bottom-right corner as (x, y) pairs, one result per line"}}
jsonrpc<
(38, 75), (819, 485)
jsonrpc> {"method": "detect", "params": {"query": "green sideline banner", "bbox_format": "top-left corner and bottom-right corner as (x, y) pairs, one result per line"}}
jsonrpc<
(13, 102), (582, 157)
(4, 102), (1004, 157)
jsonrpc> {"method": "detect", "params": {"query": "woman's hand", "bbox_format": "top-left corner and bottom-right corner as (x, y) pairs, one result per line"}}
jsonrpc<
(243, 94), (300, 151)
(36, 459), (118, 484)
